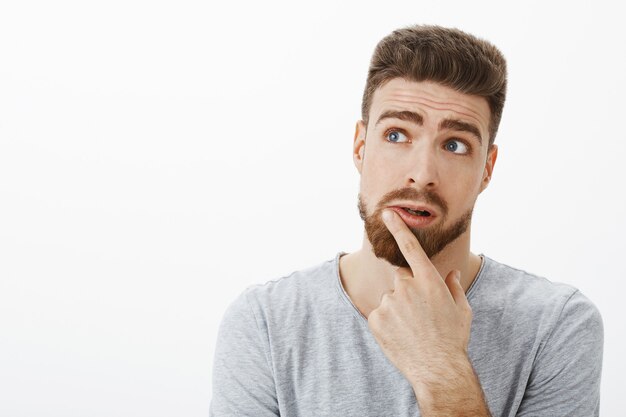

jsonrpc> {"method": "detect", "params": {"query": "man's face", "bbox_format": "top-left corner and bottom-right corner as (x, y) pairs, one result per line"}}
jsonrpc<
(353, 78), (498, 267)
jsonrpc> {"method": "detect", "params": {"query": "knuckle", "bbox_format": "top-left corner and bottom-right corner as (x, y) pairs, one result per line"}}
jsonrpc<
(393, 273), (408, 286)
(369, 308), (385, 324)
(401, 239), (418, 253)
(379, 292), (390, 304)
(396, 279), (412, 294)
(367, 309), (379, 323)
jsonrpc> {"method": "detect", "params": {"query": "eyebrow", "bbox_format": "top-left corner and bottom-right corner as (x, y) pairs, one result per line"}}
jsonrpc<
(439, 118), (483, 145)
(375, 110), (423, 126)
(375, 110), (484, 145)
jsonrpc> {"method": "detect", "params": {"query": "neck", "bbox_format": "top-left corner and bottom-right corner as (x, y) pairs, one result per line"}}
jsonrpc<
(339, 229), (482, 319)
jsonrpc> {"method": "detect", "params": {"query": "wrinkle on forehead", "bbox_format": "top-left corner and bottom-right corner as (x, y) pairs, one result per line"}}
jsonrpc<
(371, 79), (490, 138)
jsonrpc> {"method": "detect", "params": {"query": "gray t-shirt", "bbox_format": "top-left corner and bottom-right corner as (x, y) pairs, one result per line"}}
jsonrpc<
(210, 253), (603, 416)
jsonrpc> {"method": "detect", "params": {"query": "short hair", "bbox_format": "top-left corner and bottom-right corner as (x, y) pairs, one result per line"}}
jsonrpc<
(361, 25), (508, 146)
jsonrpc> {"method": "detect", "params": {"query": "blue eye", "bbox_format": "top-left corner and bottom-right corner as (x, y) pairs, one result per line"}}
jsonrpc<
(445, 139), (469, 154)
(386, 130), (408, 143)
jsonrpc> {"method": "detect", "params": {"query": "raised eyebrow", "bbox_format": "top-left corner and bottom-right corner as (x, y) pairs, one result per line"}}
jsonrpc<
(375, 110), (423, 127)
(439, 118), (483, 145)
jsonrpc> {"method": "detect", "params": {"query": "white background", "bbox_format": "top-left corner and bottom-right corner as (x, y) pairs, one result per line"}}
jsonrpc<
(1, 0), (624, 416)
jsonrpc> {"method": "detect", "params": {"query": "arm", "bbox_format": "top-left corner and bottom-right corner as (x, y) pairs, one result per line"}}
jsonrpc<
(209, 290), (279, 417)
(409, 353), (491, 417)
(516, 290), (603, 416)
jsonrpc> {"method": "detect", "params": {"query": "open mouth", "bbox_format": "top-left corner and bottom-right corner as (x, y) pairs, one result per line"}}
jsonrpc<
(402, 207), (431, 217)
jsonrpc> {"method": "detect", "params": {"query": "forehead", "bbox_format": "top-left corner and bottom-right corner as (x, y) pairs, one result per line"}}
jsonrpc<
(369, 78), (491, 138)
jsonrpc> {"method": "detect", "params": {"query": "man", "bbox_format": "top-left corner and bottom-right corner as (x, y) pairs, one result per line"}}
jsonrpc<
(210, 25), (603, 416)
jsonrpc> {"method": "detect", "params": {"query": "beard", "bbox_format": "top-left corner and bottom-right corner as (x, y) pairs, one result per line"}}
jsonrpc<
(358, 188), (473, 268)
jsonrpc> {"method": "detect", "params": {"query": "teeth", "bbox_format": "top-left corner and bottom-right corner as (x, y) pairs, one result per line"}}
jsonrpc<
(405, 208), (430, 216)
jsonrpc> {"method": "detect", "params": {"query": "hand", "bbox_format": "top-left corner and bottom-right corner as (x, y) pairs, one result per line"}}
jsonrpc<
(367, 209), (473, 386)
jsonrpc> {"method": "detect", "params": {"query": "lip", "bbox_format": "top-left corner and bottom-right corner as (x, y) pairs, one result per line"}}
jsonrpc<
(388, 206), (438, 228)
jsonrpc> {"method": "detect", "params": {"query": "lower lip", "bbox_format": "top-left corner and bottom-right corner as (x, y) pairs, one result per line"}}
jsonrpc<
(389, 207), (437, 228)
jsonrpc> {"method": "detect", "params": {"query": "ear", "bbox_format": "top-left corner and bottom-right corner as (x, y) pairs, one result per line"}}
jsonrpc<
(353, 120), (367, 174)
(479, 144), (498, 193)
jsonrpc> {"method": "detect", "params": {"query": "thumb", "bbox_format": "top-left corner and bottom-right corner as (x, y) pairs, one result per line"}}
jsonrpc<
(445, 270), (468, 307)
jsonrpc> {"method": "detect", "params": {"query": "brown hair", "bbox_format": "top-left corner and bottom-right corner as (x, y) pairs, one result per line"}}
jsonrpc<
(361, 25), (507, 145)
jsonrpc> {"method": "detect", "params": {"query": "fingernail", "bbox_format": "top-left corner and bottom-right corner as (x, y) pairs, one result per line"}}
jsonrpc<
(455, 271), (461, 282)
(382, 210), (393, 223)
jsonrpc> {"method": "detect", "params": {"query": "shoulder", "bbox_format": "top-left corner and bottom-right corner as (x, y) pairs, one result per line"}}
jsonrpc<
(472, 256), (587, 309)
(470, 256), (603, 338)
(473, 258), (606, 415)
(246, 254), (338, 303)
(223, 253), (341, 327)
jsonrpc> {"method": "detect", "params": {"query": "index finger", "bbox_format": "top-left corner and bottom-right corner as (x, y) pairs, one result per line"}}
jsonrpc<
(382, 209), (437, 274)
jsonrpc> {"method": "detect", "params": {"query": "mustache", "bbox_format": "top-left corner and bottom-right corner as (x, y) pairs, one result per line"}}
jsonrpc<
(376, 187), (448, 215)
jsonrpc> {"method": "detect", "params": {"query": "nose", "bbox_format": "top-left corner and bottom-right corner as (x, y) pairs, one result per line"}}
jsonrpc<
(406, 146), (440, 189)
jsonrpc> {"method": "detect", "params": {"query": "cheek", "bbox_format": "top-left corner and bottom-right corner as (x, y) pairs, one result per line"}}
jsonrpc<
(459, 167), (484, 191)
(444, 153), (485, 183)
(359, 157), (402, 211)
(443, 163), (485, 207)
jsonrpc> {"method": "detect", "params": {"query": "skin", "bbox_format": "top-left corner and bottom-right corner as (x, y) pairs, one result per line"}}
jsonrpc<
(338, 78), (498, 415)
